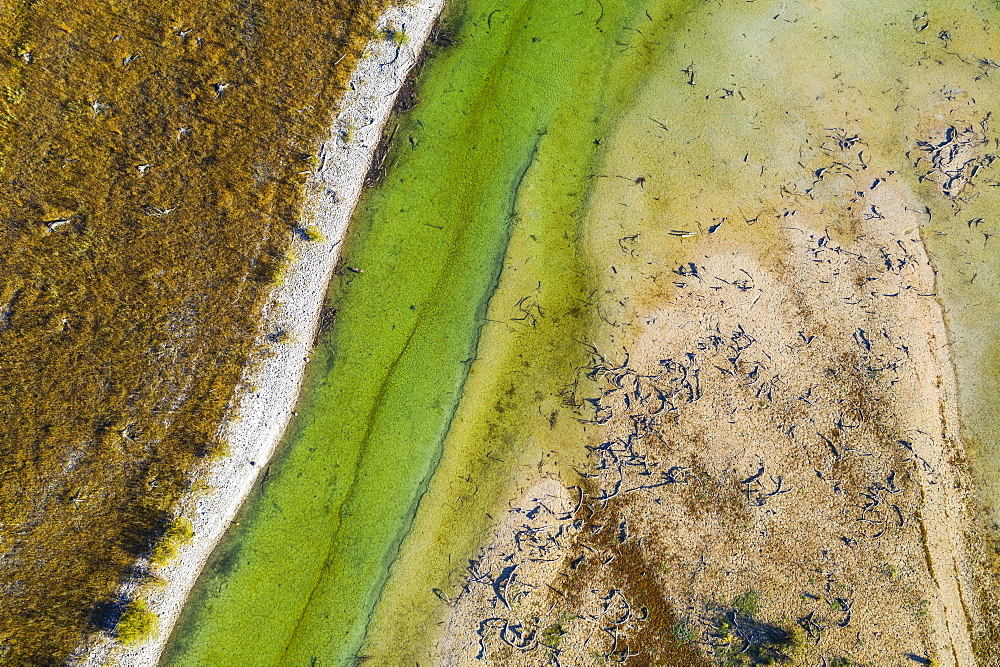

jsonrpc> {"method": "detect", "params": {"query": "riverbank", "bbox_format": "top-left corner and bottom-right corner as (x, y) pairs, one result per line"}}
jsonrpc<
(79, 1), (446, 663)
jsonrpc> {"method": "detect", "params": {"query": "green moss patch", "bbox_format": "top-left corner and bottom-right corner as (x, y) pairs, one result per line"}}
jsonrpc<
(116, 600), (158, 645)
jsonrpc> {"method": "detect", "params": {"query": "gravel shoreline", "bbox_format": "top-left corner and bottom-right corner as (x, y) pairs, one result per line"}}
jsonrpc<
(80, 1), (446, 663)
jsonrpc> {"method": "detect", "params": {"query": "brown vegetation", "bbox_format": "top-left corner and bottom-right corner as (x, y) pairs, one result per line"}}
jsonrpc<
(0, 0), (387, 661)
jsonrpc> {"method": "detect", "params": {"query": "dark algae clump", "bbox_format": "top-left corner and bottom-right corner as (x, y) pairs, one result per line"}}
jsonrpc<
(0, 0), (386, 661)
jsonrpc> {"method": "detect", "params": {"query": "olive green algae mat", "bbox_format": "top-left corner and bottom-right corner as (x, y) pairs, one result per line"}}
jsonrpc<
(162, 0), (679, 663)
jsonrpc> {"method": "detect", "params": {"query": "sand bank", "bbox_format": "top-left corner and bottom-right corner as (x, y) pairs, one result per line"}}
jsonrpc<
(433, 178), (978, 666)
(79, 1), (446, 663)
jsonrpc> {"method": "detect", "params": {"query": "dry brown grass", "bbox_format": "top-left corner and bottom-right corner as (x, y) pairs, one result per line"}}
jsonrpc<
(0, 0), (387, 661)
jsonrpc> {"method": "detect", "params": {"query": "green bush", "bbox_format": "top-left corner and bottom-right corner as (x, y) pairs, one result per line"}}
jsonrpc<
(382, 26), (409, 45)
(116, 601), (158, 645)
(708, 610), (794, 666)
(150, 517), (194, 566)
(733, 590), (761, 616)
(300, 224), (324, 242)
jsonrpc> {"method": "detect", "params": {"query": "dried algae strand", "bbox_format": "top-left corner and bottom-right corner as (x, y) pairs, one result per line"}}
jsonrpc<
(0, 0), (388, 662)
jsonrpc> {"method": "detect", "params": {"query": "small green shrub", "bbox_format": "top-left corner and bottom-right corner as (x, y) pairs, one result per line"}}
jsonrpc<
(116, 600), (158, 645)
(267, 250), (296, 285)
(252, 248), (297, 285)
(541, 622), (566, 648)
(708, 610), (794, 666)
(302, 225), (324, 242)
(787, 625), (807, 660)
(382, 26), (408, 45)
(733, 590), (761, 616)
(150, 517), (194, 565)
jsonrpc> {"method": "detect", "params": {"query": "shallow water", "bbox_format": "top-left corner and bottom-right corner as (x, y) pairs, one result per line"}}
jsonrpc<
(368, 0), (1000, 661)
(163, 0), (679, 662)
(166, 0), (1000, 663)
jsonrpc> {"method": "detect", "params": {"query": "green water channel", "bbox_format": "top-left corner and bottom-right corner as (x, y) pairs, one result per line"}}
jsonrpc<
(162, 0), (686, 663)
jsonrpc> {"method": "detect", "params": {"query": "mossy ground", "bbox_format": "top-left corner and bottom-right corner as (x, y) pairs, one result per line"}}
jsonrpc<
(0, 0), (386, 661)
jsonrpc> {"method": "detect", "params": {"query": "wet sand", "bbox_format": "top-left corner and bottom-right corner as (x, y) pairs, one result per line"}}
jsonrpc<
(437, 181), (979, 664)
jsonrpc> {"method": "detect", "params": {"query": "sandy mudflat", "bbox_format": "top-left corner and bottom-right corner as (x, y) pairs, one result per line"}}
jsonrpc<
(431, 179), (980, 665)
(79, 1), (446, 664)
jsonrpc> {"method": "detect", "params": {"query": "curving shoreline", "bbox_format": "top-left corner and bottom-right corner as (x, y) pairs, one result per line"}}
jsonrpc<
(80, 1), (447, 663)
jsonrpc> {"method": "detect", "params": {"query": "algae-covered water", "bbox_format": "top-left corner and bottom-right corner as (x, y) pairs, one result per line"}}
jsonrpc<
(165, 0), (1000, 663)
(163, 0), (680, 663)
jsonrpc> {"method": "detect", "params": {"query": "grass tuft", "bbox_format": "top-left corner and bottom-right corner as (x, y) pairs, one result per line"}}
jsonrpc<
(116, 601), (158, 645)
(150, 518), (195, 566)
